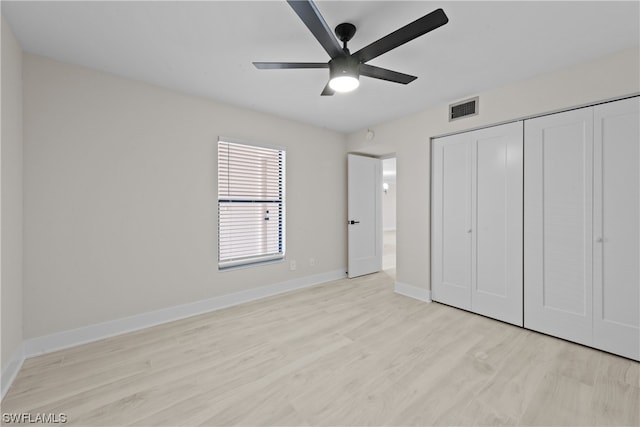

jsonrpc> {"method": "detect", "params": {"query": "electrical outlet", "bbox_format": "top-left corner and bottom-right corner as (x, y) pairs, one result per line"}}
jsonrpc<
(309, 258), (316, 266)
(290, 260), (297, 271)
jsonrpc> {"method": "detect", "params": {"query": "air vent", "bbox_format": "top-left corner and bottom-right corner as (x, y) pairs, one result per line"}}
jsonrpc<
(449, 97), (479, 121)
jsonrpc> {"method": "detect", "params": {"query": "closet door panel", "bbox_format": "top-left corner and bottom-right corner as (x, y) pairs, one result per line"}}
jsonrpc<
(432, 134), (472, 310)
(473, 122), (524, 326)
(524, 108), (593, 346)
(593, 97), (640, 360)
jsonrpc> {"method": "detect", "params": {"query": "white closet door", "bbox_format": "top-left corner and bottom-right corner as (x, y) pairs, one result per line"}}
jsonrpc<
(432, 133), (472, 310)
(593, 97), (640, 360)
(524, 108), (594, 347)
(432, 122), (523, 324)
(471, 122), (523, 326)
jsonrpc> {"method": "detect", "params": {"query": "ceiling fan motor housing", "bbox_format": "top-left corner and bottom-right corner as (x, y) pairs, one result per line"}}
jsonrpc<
(329, 55), (360, 80)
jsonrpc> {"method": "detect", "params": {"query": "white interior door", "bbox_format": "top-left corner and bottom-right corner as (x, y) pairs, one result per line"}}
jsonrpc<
(471, 122), (523, 326)
(524, 107), (594, 347)
(348, 154), (382, 278)
(593, 97), (640, 360)
(431, 133), (472, 310)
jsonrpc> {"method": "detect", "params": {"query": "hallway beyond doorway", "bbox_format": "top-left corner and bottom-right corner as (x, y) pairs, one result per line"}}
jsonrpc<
(383, 230), (396, 278)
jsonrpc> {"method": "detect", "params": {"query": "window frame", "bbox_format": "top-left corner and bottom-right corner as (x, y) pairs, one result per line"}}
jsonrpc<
(217, 137), (286, 270)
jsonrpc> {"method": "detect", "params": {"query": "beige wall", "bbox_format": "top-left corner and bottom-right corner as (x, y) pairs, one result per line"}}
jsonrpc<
(347, 47), (640, 291)
(22, 54), (347, 339)
(1, 17), (24, 374)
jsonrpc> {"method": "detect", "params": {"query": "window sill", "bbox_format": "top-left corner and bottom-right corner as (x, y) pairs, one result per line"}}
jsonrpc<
(218, 256), (285, 272)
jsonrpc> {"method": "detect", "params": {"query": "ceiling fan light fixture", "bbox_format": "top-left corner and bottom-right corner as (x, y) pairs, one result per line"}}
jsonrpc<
(329, 75), (360, 92)
(329, 56), (360, 93)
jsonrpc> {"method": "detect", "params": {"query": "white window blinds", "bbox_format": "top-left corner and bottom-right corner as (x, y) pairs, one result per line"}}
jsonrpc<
(218, 140), (286, 269)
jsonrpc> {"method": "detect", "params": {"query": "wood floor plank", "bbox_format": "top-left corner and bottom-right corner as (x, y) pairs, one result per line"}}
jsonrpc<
(472, 332), (552, 421)
(591, 377), (640, 427)
(2, 272), (639, 426)
(518, 372), (597, 426)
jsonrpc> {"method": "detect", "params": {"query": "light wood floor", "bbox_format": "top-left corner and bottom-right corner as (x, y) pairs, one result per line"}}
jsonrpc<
(2, 272), (639, 426)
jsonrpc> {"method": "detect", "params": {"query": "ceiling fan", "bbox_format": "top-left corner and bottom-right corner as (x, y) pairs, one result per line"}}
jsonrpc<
(253, 0), (449, 96)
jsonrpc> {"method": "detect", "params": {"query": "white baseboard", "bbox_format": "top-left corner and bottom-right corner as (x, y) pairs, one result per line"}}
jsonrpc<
(23, 269), (346, 359)
(394, 281), (431, 302)
(1, 343), (25, 401)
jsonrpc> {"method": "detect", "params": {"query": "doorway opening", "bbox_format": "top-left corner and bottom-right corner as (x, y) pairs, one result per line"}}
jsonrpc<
(382, 157), (396, 278)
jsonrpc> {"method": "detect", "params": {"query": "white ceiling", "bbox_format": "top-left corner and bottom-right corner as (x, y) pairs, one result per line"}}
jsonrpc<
(3, 1), (639, 133)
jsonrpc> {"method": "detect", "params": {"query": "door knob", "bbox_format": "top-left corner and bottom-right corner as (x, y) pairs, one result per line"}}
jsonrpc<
(467, 229), (472, 233)
(349, 220), (360, 225)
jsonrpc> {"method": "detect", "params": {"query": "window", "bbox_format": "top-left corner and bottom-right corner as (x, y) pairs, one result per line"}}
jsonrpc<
(218, 139), (286, 269)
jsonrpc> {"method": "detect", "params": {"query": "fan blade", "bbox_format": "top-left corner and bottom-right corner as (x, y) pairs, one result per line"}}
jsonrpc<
(287, 0), (344, 59)
(360, 64), (417, 84)
(321, 82), (335, 96)
(354, 8), (448, 63)
(253, 62), (328, 69)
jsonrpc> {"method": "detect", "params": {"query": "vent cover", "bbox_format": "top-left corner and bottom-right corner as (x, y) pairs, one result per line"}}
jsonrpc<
(449, 97), (479, 121)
